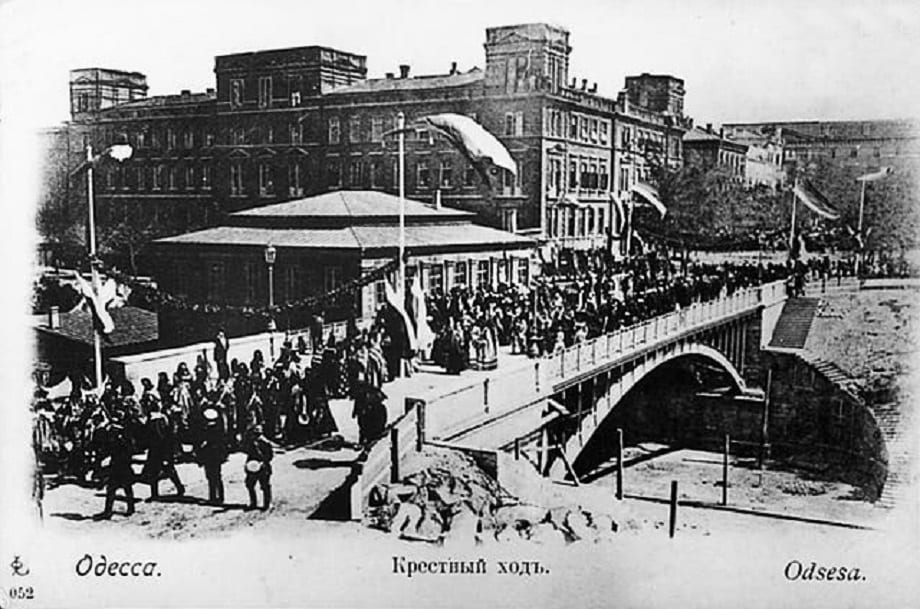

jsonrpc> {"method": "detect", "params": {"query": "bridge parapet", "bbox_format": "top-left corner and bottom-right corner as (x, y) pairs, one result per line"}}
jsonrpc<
(420, 280), (787, 441)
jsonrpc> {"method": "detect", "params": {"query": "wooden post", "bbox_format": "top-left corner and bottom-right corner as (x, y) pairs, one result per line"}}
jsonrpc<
(616, 427), (625, 500)
(389, 427), (400, 483)
(534, 361), (540, 393)
(722, 433), (730, 506)
(759, 369), (772, 469)
(415, 401), (426, 452)
(349, 461), (364, 521)
(483, 378), (489, 413)
(669, 480), (678, 538)
(514, 438), (521, 461)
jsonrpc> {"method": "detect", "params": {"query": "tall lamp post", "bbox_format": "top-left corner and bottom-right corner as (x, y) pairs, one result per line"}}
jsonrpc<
(397, 111), (406, 299)
(264, 243), (277, 357)
(81, 142), (133, 392)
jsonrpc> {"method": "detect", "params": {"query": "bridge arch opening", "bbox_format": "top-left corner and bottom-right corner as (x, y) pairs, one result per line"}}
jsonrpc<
(559, 349), (752, 478)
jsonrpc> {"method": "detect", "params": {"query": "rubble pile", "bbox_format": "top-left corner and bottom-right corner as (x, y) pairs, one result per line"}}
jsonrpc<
(366, 447), (621, 545)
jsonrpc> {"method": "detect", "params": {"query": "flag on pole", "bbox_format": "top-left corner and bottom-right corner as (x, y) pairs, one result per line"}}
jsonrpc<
(609, 192), (627, 236)
(422, 113), (517, 186)
(76, 275), (118, 334)
(856, 167), (893, 182)
(384, 275), (418, 351)
(409, 274), (435, 357)
(631, 182), (667, 218)
(792, 180), (840, 220)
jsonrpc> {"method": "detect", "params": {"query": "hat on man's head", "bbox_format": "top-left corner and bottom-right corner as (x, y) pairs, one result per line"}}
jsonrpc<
(203, 408), (219, 423)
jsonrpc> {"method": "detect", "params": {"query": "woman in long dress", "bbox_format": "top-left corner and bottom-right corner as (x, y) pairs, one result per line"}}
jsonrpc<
(479, 322), (498, 371)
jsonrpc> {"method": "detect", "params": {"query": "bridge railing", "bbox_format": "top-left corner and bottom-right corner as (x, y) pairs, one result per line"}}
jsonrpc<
(424, 279), (786, 439)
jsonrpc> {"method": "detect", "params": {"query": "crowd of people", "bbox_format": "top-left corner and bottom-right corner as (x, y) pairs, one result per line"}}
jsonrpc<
(31, 327), (393, 518)
(32, 247), (817, 519)
(420, 253), (793, 371)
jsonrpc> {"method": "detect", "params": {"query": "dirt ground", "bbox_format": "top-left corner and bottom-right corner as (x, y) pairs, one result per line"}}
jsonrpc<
(41, 441), (361, 540)
(585, 444), (884, 533)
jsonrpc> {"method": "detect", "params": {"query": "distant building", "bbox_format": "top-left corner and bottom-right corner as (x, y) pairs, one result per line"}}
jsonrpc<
(39, 23), (688, 270)
(722, 125), (785, 190)
(682, 124), (748, 183)
(149, 190), (535, 343)
(723, 119), (920, 175)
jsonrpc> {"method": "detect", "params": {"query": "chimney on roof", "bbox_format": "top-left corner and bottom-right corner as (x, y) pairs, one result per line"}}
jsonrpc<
(385, 72), (394, 79)
(581, 78), (588, 91)
(181, 89), (191, 98)
(450, 61), (458, 75)
(719, 127), (725, 139)
(570, 77), (577, 88)
(206, 87), (215, 96)
(706, 123), (713, 133)
(399, 64), (410, 78)
(589, 82), (597, 93)
(48, 306), (60, 330)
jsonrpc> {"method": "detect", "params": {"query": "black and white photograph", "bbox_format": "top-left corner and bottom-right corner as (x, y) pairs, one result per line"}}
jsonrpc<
(0, 0), (918, 606)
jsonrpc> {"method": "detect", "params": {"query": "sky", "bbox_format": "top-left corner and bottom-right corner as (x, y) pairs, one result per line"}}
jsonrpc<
(2, 0), (920, 130)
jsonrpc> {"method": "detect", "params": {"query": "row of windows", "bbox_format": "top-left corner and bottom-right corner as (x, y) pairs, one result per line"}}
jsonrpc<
(103, 164), (212, 192)
(392, 258), (530, 297)
(191, 260), (343, 303)
(225, 155), (489, 197)
(546, 206), (608, 239)
(544, 108), (610, 145)
(545, 156), (611, 194)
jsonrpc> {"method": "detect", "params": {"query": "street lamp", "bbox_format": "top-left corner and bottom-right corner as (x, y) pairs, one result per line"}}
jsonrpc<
(397, 111), (407, 300)
(81, 142), (133, 392)
(264, 243), (277, 327)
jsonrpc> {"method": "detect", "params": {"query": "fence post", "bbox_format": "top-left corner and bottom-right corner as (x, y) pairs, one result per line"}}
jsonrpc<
(349, 461), (364, 521)
(514, 438), (521, 461)
(616, 427), (624, 500)
(576, 345), (582, 371)
(560, 348), (566, 377)
(483, 378), (490, 413)
(415, 400), (426, 452)
(534, 361), (541, 393)
(669, 480), (678, 538)
(389, 427), (400, 483)
(722, 433), (730, 506)
(606, 332), (612, 358)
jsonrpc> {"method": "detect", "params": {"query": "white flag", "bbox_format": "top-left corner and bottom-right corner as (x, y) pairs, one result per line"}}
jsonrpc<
(76, 275), (116, 334)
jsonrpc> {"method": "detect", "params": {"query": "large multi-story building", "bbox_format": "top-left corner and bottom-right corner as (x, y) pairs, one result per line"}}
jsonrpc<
(39, 23), (689, 270)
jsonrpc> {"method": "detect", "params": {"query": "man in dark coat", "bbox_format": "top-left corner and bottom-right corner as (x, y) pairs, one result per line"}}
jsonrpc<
(142, 402), (185, 500)
(196, 407), (227, 505)
(97, 409), (136, 519)
(242, 424), (273, 510)
(213, 329), (230, 381)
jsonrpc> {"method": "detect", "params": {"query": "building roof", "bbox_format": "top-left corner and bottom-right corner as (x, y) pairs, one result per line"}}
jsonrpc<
(683, 127), (723, 142)
(154, 222), (533, 252)
(35, 306), (159, 349)
(104, 92), (216, 110)
(331, 68), (483, 94)
(228, 190), (474, 225)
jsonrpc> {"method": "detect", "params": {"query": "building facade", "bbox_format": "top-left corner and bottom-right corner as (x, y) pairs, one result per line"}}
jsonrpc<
(682, 125), (748, 182)
(721, 125), (785, 190)
(41, 23), (688, 269)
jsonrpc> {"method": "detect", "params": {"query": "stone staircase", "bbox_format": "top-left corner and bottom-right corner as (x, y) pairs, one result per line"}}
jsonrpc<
(769, 298), (820, 350)
(873, 401), (913, 509)
(798, 353), (912, 510)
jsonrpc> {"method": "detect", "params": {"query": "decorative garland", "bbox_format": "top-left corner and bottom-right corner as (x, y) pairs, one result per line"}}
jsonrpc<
(88, 255), (398, 317)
